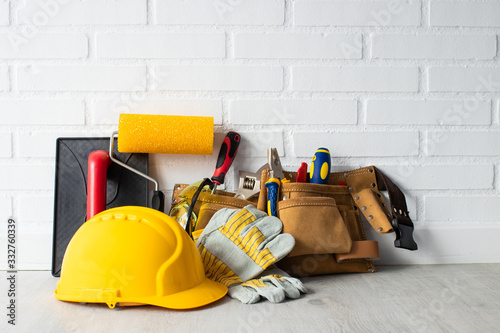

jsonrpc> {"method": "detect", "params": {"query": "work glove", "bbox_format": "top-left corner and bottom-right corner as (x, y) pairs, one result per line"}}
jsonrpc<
(228, 267), (307, 304)
(193, 205), (295, 288)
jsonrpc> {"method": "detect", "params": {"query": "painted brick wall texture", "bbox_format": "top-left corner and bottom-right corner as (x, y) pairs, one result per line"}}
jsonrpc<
(0, 2), (8, 26)
(0, 0), (499, 268)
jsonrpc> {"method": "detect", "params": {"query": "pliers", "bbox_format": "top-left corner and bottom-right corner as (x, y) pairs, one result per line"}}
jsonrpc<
(265, 148), (287, 217)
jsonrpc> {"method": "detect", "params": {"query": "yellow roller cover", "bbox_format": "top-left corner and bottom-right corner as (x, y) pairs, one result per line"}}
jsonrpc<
(118, 114), (214, 155)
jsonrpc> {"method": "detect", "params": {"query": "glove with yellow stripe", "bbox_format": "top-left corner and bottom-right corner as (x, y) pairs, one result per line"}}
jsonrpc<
(229, 267), (307, 304)
(194, 205), (296, 292)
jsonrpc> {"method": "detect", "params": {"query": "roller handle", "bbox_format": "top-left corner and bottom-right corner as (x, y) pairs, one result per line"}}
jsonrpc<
(310, 148), (331, 184)
(211, 131), (241, 186)
(266, 178), (280, 217)
(87, 150), (112, 220)
(149, 190), (165, 212)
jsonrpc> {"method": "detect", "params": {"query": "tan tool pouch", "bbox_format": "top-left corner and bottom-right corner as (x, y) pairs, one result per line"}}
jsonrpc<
(170, 184), (259, 232)
(257, 166), (416, 277)
(277, 186), (352, 257)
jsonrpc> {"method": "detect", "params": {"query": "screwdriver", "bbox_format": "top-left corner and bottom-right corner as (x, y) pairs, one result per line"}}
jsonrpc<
(265, 148), (286, 217)
(310, 148), (331, 184)
(211, 131), (241, 194)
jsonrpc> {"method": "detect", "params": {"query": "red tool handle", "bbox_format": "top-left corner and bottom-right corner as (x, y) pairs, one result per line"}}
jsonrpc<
(87, 150), (111, 220)
(296, 162), (308, 183)
(211, 131), (241, 186)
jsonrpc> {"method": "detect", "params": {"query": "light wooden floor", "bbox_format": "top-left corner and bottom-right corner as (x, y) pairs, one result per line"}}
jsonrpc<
(1, 264), (499, 333)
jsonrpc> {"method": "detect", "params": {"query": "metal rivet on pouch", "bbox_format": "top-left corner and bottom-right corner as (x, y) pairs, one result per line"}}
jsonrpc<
(399, 209), (403, 214)
(368, 215), (373, 219)
(394, 207), (398, 213)
(176, 186), (181, 190)
(368, 169), (373, 173)
(282, 195), (287, 200)
(368, 267), (374, 273)
(348, 187), (353, 192)
(362, 206), (367, 210)
(377, 227), (383, 232)
(355, 196), (360, 200)
(344, 173), (349, 178)
(371, 183), (376, 188)
(172, 199), (177, 203)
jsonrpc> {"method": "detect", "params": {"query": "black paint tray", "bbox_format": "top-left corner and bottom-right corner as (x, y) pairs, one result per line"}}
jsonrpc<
(52, 137), (149, 277)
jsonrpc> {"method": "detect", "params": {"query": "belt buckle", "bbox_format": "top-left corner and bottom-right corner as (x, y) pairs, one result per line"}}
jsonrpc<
(392, 217), (418, 251)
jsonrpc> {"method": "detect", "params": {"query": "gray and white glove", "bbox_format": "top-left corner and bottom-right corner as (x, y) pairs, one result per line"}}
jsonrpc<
(194, 205), (295, 287)
(228, 267), (307, 304)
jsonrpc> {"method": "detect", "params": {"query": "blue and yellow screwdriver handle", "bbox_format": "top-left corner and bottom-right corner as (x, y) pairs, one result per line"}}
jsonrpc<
(266, 177), (290, 217)
(266, 178), (280, 217)
(310, 148), (331, 184)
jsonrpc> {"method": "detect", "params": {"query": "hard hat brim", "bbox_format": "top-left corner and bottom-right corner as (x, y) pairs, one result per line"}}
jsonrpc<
(54, 278), (227, 310)
(137, 278), (228, 310)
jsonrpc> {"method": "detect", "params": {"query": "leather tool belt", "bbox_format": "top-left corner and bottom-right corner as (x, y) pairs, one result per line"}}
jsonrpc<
(170, 166), (417, 277)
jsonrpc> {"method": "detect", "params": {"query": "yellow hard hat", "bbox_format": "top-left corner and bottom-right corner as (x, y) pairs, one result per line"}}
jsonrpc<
(54, 206), (227, 309)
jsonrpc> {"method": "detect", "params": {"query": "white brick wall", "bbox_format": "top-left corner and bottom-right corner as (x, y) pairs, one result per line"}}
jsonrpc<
(430, 1), (500, 27)
(366, 100), (492, 125)
(153, 66), (283, 91)
(0, 164), (54, 190)
(237, 131), (284, 157)
(425, 131), (500, 156)
(293, 132), (419, 157)
(16, 0), (147, 25)
(371, 34), (497, 60)
(292, 67), (419, 92)
(426, 196), (500, 222)
(17, 223), (52, 270)
(429, 67), (500, 92)
(230, 100), (357, 125)
(96, 33), (226, 59)
(0, 197), (12, 221)
(0, 1), (9, 25)
(0, 33), (88, 59)
(0, 132), (12, 157)
(91, 99), (223, 125)
(0, 66), (9, 91)
(379, 165), (494, 190)
(19, 196), (53, 222)
(234, 33), (362, 59)
(18, 131), (110, 158)
(0, 0), (499, 269)
(18, 65), (147, 91)
(293, 0), (421, 27)
(155, 0), (284, 25)
(0, 100), (84, 125)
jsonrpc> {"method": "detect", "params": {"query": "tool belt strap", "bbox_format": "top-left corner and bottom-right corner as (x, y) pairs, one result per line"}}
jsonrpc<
(374, 167), (418, 251)
(338, 166), (417, 251)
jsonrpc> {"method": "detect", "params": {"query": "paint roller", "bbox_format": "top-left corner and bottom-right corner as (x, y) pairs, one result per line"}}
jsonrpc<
(87, 114), (214, 219)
